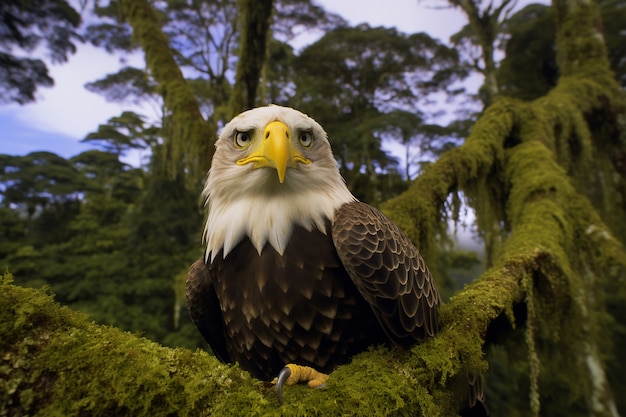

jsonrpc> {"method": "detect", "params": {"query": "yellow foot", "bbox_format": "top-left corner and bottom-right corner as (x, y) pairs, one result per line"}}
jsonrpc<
(272, 364), (329, 404)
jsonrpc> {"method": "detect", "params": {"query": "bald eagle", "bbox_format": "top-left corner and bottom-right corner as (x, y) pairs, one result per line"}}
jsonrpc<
(186, 105), (441, 401)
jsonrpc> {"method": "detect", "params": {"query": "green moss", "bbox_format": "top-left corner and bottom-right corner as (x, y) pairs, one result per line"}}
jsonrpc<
(3, 273), (497, 416)
(381, 1), (626, 412)
(554, 0), (611, 78)
(1, 275), (260, 417)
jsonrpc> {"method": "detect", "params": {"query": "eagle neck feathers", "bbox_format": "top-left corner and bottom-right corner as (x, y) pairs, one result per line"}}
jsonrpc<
(203, 168), (355, 262)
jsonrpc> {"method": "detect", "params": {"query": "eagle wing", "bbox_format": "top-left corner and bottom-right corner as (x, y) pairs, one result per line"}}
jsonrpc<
(331, 201), (441, 347)
(186, 259), (231, 363)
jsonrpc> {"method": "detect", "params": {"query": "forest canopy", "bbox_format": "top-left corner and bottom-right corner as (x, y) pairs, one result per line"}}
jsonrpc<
(1, 0), (626, 416)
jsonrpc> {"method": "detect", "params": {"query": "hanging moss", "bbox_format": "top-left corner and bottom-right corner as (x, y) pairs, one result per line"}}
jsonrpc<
(379, 1), (626, 412)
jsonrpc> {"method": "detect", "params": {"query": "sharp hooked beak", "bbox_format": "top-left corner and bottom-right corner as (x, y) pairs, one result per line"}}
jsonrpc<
(236, 121), (310, 183)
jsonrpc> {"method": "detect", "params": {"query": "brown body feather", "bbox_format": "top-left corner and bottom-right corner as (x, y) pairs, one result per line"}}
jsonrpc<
(186, 202), (441, 380)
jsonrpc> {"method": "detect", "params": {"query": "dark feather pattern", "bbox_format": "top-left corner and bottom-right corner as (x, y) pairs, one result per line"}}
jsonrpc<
(332, 202), (441, 347)
(187, 221), (388, 380)
(186, 259), (231, 363)
(186, 202), (441, 380)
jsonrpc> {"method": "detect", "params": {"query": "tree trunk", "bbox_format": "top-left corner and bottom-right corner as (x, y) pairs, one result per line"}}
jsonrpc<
(119, 0), (215, 186)
(228, 0), (274, 117)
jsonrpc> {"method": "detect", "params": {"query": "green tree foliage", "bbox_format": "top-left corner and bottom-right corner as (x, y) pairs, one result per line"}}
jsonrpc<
(496, 3), (559, 101)
(83, 111), (161, 157)
(0, 151), (84, 223)
(85, 66), (158, 104)
(0, 0), (81, 104)
(448, 0), (517, 106)
(498, 0), (626, 99)
(0, 149), (204, 349)
(0, 152), (84, 285)
(292, 24), (467, 203)
(381, 110), (462, 180)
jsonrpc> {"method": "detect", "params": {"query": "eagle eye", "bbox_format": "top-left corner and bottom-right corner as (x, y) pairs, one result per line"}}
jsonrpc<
(234, 131), (252, 148)
(299, 131), (313, 148)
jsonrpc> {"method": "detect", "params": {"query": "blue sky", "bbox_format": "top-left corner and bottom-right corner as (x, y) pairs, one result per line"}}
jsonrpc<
(0, 0), (517, 164)
(0, 115), (91, 157)
(0, 41), (149, 163)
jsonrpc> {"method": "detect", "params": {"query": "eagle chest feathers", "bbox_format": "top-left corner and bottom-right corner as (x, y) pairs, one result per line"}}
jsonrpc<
(186, 105), (441, 384)
(208, 222), (386, 380)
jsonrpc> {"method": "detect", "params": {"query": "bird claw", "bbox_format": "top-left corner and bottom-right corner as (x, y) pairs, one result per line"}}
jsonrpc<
(273, 364), (329, 405)
(276, 366), (291, 405)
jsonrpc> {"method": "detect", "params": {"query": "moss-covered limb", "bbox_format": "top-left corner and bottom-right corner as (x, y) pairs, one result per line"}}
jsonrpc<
(119, 0), (215, 185)
(0, 267), (519, 417)
(448, 136), (625, 414)
(0, 272), (468, 417)
(380, 1), (626, 412)
(552, 0), (626, 243)
(380, 0), (623, 257)
(381, 98), (519, 266)
(382, 69), (622, 269)
(0, 252), (615, 417)
(0, 274), (262, 417)
(493, 94), (625, 414)
(553, 0), (611, 78)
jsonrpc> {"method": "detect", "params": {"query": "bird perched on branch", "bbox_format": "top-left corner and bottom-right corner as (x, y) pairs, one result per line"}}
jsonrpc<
(186, 105), (441, 404)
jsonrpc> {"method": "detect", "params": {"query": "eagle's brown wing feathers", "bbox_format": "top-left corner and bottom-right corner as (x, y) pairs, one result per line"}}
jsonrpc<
(186, 259), (231, 363)
(331, 201), (441, 347)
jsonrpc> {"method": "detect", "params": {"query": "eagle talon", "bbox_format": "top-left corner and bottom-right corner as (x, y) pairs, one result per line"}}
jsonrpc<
(273, 364), (329, 405)
(276, 366), (292, 405)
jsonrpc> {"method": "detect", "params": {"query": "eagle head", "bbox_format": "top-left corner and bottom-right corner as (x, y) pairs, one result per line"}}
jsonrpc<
(203, 105), (355, 261)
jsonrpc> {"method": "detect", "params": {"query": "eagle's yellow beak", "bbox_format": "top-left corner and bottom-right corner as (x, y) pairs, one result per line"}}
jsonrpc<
(236, 121), (310, 183)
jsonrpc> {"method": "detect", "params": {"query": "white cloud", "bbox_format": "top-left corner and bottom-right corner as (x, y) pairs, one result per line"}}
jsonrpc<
(5, 45), (145, 139)
(316, 0), (467, 41)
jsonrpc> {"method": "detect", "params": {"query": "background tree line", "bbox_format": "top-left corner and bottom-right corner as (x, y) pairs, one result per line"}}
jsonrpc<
(1, 0), (626, 415)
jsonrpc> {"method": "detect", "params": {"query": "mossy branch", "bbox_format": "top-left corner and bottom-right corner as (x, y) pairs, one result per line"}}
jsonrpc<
(0, 261), (523, 417)
(377, 2), (626, 413)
